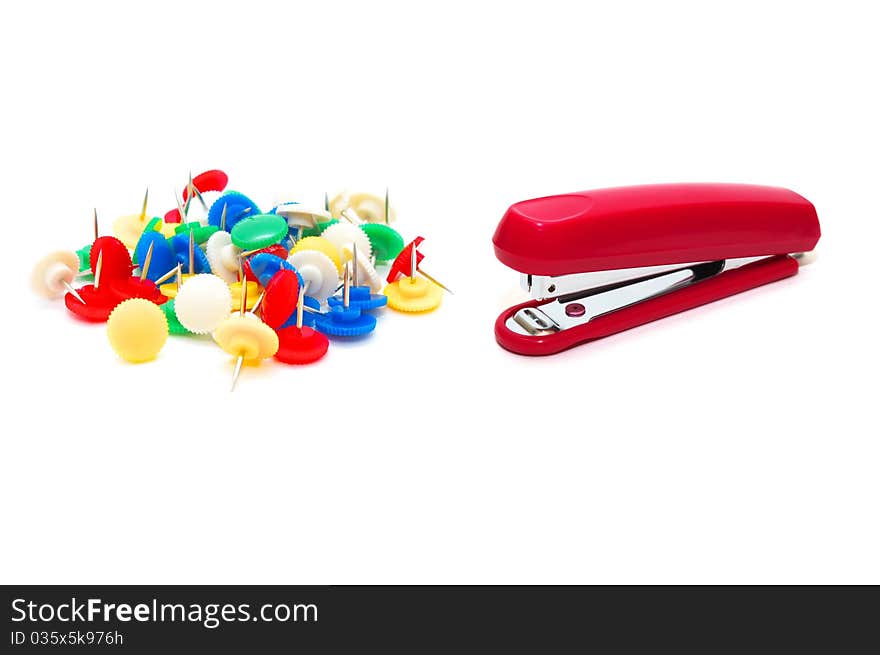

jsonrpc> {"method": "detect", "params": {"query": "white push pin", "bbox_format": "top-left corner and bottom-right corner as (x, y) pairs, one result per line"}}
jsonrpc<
(205, 230), (240, 284)
(287, 249), (339, 302)
(174, 274), (233, 334)
(342, 242), (384, 293)
(320, 221), (372, 263)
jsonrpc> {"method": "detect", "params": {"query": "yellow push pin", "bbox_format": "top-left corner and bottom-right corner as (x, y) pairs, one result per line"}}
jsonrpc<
(384, 245), (443, 313)
(106, 298), (169, 363)
(290, 236), (342, 273)
(213, 272), (278, 391)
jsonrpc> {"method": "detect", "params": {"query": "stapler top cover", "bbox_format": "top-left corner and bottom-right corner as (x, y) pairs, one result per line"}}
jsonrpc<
(492, 183), (821, 276)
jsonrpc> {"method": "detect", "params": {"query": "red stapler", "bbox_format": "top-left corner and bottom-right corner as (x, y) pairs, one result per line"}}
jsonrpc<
(493, 183), (821, 355)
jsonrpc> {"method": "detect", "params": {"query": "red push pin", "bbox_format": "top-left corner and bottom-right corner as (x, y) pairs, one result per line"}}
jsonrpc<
(260, 268), (300, 329)
(385, 237), (453, 293)
(274, 281), (329, 365)
(107, 242), (168, 305)
(64, 251), (118, 322)
(89, 236), (133, 282)
(166, 169), (229, 222)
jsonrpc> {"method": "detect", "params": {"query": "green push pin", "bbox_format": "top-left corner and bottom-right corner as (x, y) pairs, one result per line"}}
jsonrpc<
(361, 223), (405, 263)
(174, 221), (219, 244)
(161, 299), (192, 335)
(76, 244), (92, 272)
(302, 218), (339, 238)
(230, 213), (288, 250)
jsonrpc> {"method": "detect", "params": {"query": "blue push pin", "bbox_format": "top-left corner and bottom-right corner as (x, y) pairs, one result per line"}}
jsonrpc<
(170, 231), (211, 274)
(313, 261), (377, 338)
(248, 253), (304, 288)
(327, 242), (387, 311)
(134, 230), (176, 283)
(207, 191), (261, 231)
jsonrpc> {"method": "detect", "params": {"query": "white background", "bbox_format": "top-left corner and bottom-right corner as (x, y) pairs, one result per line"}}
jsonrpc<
(2, 1), (878, 583)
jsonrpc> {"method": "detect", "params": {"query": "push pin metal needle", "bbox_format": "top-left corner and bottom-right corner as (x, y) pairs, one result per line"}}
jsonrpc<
(415, 268), (453, 294)
(251, 291), (265, 314)
(175, 263), (182, 292)
(93, 208), (99, 240)
(94, 251), (104, 290)
(353, 243), (360, 288)
(174, 189), (188, 223)
(192, 183), (208, 211)
(296, 281), (310, 329)
(153, 265), (178, 286)
(64, 281), (85, 304)
(324, 192), (329, 213)
(140, 187), (149, 223)
(344, 261), (351, 308)
(230, 265), (248, 391)
(139, 242), (154, 282)
(220, 203), (228, 232)
(385, 188), (389, 225)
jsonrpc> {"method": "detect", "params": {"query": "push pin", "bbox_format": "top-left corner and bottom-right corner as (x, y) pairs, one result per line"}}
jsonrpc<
(64, 251), (118, 322)
(31, 251), (85, 304)
(205, 225), (240, 284)
(107, 241), (166, 304)
(314, 263), (377, 337)
(213, 271), (278, 391)
(160, 299), (192, 336)
(274, 281), (329, 365)
(290, 236), (342, 273)
(106, 298), (169, 363)
(90, 236), (133, 282)
(174, 272), (233, 335)
(386, 237), (452, 294)
(287, 247), (339, 303)
(133, 230), (176, 283)
(259, 268), (300, 329)
(207, 191), (260, 230)
(361, 223), (404, 262)
(384, 240), (443, 313)
(329, 243), (387, 311)
(320, 221), (372, 264)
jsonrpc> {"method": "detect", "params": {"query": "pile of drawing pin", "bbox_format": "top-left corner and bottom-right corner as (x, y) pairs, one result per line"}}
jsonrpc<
(30, 170), (450, 390)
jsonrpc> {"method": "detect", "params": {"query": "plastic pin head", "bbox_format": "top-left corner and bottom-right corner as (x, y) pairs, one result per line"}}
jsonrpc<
(313, 304), (377, 338)
(384, 276), (442, 313)
(213, 313), (279, 390)
(106, 298), (168, 363)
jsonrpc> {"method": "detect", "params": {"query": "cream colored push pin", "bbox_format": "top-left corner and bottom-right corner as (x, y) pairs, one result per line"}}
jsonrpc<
(213, 270), (278, 391)
(112, 188), (153, 248)
(31, 251), (85, 303)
